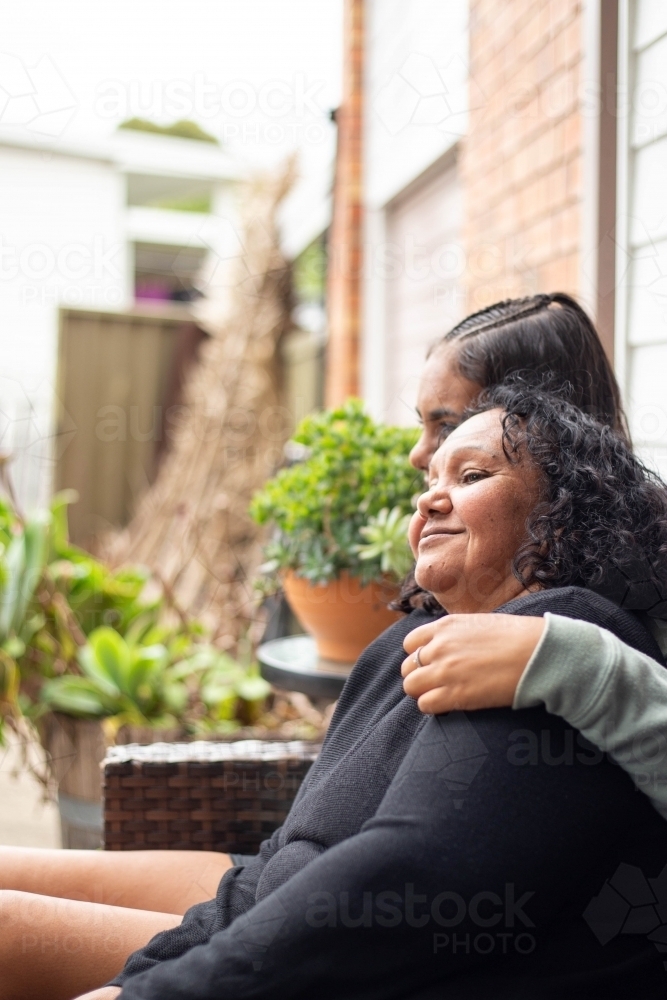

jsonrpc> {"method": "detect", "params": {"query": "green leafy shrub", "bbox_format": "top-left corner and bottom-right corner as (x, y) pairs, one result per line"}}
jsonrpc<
(41, 627), (270, 739)
(250, 399), (420, 585)
(0, 493), (271, 744)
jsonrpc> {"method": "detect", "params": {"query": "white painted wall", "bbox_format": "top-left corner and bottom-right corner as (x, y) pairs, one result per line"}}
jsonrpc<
(616, 0), (667, 478)
(364, 0), (468, 210)
(0, 131), (240, 509)
(362, 0), (468, 420)
(0, 146), (128, 507)
(278, 126), (337, 260)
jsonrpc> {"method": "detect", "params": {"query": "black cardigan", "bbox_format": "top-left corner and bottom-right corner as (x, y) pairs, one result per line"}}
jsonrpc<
(114, 588), (667, 999)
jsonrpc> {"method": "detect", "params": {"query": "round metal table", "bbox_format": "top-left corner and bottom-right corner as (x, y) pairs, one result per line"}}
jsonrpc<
(258, 635), (353, 700)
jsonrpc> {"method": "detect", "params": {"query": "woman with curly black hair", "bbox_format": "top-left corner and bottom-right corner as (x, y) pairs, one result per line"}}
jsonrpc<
(401, 384), (667, 914)
(400, 299), (667, 828)
(53, 384), (667, 999)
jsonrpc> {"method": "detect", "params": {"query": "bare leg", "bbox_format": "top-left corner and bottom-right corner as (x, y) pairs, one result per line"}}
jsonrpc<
(0, 890), (181, 1000)
(0, 847), (234, 915)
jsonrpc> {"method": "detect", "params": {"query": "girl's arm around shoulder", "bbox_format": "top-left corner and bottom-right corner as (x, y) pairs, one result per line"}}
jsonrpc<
(402, 611), (667, 821)
(516, 612), (667, 820)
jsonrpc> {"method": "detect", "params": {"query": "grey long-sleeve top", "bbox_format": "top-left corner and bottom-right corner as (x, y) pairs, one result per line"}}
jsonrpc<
(515, 612), (667, 819)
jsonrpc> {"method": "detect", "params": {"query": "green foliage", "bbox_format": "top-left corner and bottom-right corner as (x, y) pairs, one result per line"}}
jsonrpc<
(250, 400), (420, 585)
(119, 118), (219, 144)
(292, 238), (327, 304)
(354, 507), (414, 579)
(0, 505), (52, 741)
(150, 193), (212, 213)
(0, 493), (271, 742)
(41, 627), (270, 737)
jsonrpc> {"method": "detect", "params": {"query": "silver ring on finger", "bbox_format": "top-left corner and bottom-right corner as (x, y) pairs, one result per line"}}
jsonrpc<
(414, 646), (425, 668)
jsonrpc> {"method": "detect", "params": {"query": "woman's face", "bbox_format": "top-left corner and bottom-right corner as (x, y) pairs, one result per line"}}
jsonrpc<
(410, 343), (481, 473)
(408, 408), (542, 614)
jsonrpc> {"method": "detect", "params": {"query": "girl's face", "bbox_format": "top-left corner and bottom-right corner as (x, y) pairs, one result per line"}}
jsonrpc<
(409, 344), (481, 474)
(408, 409), (542, 614)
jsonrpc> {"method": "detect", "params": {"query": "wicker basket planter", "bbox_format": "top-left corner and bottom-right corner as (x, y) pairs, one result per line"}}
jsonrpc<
(40, 714), (186, 849)
(103, 740), (319, 853)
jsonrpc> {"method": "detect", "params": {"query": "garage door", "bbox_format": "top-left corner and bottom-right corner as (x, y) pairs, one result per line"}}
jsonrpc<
(384, 156), (463, 424)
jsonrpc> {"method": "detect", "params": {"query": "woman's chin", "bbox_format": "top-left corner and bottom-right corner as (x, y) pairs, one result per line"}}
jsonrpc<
(414, 565), (461, 600)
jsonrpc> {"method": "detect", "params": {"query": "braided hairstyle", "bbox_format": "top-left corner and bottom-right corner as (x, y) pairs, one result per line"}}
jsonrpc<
(435, 292), (626, 435)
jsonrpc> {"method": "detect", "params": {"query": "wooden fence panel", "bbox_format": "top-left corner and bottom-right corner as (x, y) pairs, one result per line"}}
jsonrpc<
(56, 306), (204, 547)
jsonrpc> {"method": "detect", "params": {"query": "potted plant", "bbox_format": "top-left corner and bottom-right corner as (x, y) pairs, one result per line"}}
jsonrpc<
(0, 491), (274, 847)
(251, 400), (420, 662)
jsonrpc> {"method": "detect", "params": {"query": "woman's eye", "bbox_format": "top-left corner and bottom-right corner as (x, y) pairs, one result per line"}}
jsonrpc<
(462, 471), (486, 484)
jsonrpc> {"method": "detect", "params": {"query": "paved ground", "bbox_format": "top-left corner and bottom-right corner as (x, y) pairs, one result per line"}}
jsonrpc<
(0, 738), (61, 848)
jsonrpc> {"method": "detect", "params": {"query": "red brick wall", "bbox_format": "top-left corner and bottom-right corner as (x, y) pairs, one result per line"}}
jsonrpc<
(461, 0), (584, 312)
(325, 0), (364, 405)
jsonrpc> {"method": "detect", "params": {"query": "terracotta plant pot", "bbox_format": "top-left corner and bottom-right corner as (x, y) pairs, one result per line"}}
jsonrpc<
(283, 571), (401, 663)
(40, 713), (107, 849)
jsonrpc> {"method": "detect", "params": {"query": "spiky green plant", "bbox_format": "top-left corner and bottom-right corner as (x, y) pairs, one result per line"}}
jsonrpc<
(251, 400), (420, 586)
(354, 506), (414, 580)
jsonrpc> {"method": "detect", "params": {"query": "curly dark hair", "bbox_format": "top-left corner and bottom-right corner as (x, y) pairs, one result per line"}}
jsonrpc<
(394, 378), (667, 616)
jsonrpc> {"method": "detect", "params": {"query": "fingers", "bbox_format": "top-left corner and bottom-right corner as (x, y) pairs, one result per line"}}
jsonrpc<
(401, 614), (547, 717)
(402, 662), (444, 698)
(400, 641), (439, 678)
(402, 619), (442, 654)
(401, 648), (422, 678)
(417, 688), (460, 715)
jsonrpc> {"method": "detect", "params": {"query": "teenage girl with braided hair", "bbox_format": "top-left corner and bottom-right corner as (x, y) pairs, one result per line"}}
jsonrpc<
(410, 290), (626, 472)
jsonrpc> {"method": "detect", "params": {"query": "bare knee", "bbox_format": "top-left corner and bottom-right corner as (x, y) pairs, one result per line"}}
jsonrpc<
(0, 889), (95, 960)
(0, 891), (46, 998)
(0, 889), (55, 951)
(0, 888), (34, 926)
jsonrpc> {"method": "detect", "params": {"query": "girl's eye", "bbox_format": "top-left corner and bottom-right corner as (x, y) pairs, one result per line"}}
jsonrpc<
(437, 422), (459, 445)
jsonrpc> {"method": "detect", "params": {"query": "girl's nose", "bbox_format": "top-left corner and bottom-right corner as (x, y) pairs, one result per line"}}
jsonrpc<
(409, 431), (433, 472)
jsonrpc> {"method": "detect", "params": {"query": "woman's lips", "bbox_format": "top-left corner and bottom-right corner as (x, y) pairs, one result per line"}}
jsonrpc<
(419, 527), (464, 544)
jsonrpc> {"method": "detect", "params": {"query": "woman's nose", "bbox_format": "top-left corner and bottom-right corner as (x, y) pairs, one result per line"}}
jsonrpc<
(416, 485), (452, 517)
